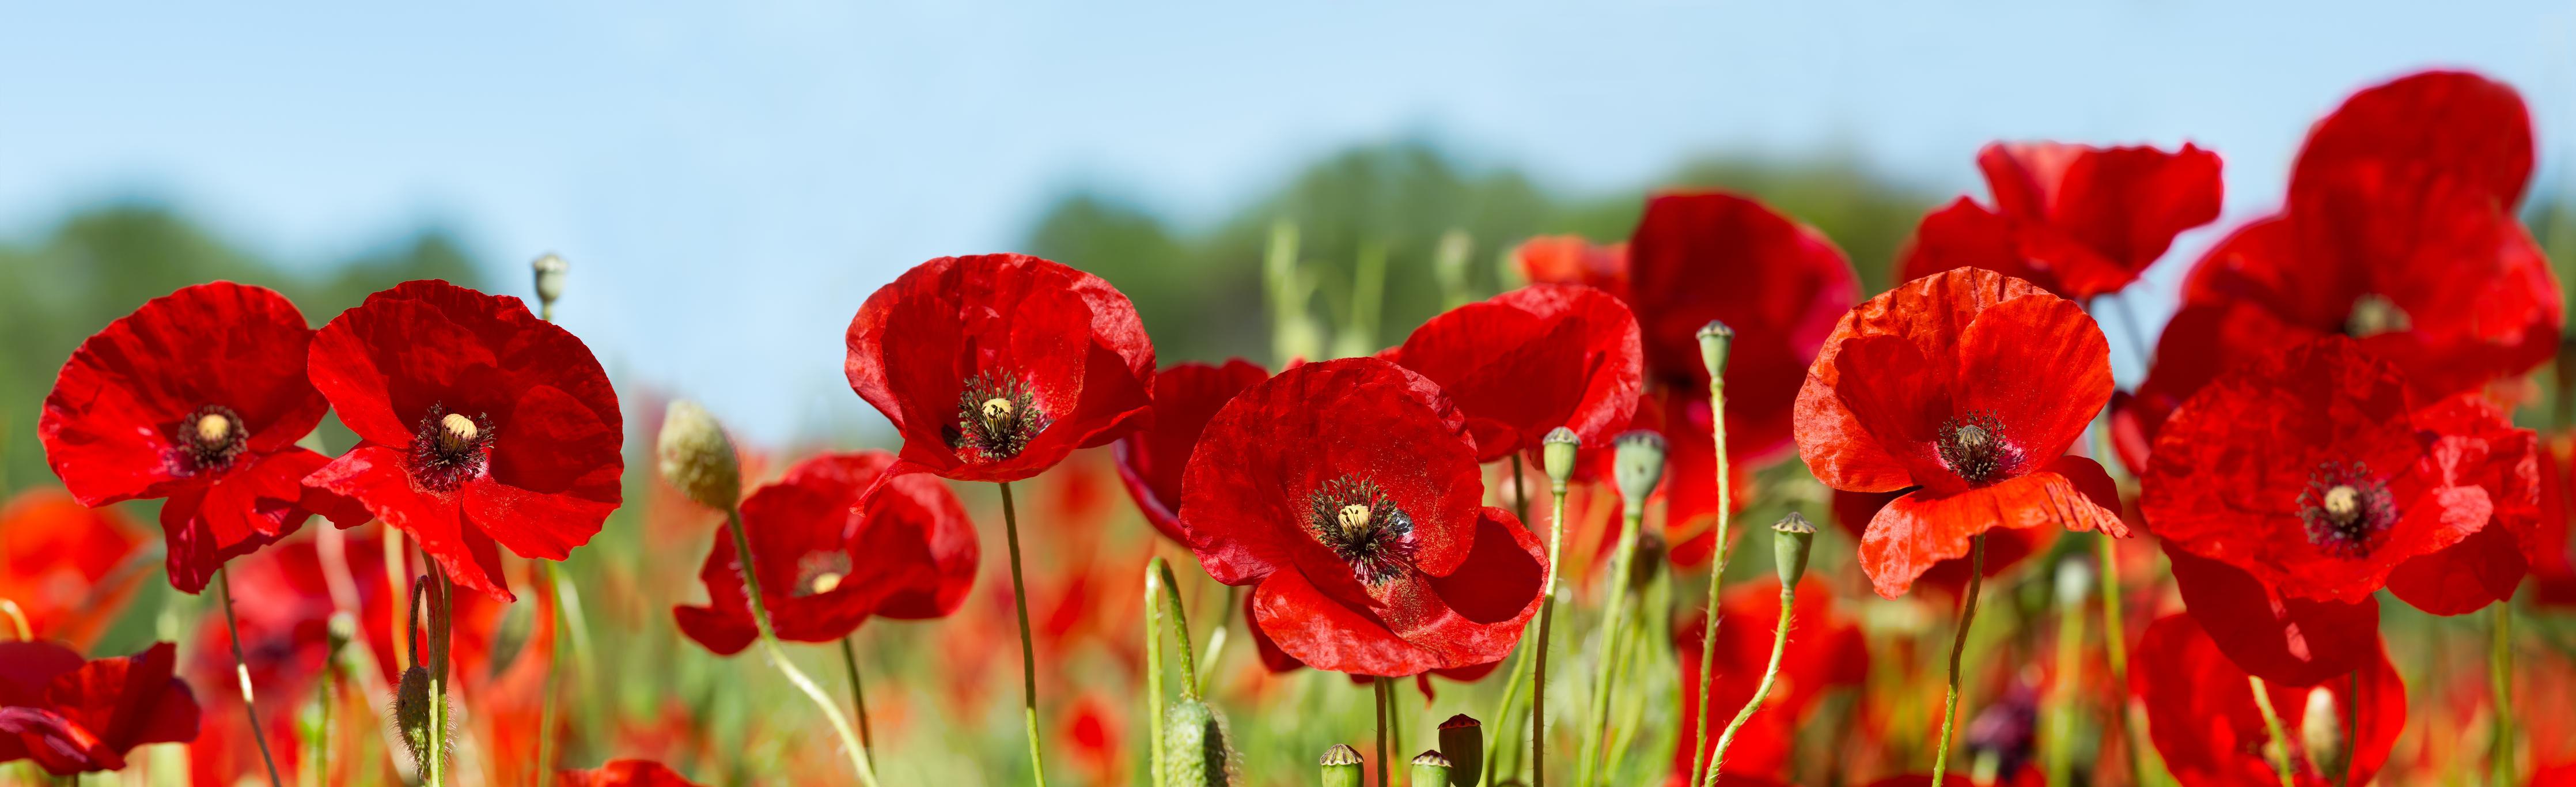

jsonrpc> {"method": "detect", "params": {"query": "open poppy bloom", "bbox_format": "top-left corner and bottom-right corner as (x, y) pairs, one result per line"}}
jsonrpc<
(1899, 141), (2222, 300)
(1384, 284), (1643, 464)
(0, 488), (145, 648)
(675, 450), (978, 654)
(2380, 395), (2541, 614)
(39, 281), (359, 593)
(844, 253), (1156, 483)
(1113, 359), (1270, 543)
(2131, 614), (2403, 787)
(1179, 358), (1547, 676)
(559, 759), (709, 787)
(1514, 236), (1630, 302)
(2116, 70), (2560, 473)
(1831, 487), (2055, 599)
(1794, 267), (2127, 598)
(1669, 576), (1868, 782)
(0, 640), (199, 775)
(303, 280), (624, 601)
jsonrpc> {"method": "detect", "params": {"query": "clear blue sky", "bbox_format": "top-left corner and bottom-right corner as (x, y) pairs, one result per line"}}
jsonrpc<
(5, 1), (2570, 442)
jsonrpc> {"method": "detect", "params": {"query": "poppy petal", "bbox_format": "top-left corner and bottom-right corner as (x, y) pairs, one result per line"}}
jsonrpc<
(1954, 294), (2113, 471)
(2166, 542), (2381, 687)
(1250, 568), (1440, 678)
(1858, 469), (2119, 599)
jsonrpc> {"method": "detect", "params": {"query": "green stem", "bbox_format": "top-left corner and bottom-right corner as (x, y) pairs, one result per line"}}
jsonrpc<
(1582, 498), (1645, 785)
(1707, 583), (1795, 778)
(1929, 534), (1987, 785)
(1691, 379), (1733, 787)
(2045, 564), (2085, 787)
(2097, 534), (2153, 787)
(1530, 476), (1569, 787)
(1376, 676), (1394, 787)
(2248, 676), (2298, 787)
(841, 636), (876, 770)
(427, 563), (452, 787)
(535, 562), (561, 787)
(723, 508), (883, 785)
(998, 482), (1051, 787)
(2492, 604), (2514, 787)
(1145, 561), (1169, 787)
(1154, 559), (1200, 697)
(217, 568), (287, 787)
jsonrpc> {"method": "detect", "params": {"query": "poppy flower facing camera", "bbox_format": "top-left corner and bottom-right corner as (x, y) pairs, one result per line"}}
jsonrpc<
(304, 280), (626, 601)
(1179, 358), (1547, 677)
(1794, 267), (2127, 598)
(40, 282), (362, 593)
(844, 253), (1156, 483)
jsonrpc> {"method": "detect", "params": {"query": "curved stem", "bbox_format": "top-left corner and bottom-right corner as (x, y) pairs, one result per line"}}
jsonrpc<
(2492, 604), (2515, 787)
(997, 482), (1050, 787)
(2247, 676), (2298, 787)
(1929, 534), (1987, 785)
(1530, 477), (1568, 787)
(217, 567), (287, 787)
(384, 532), (409, 672)
(1145, 562), (1169, 787)
(1197, 584), (1235, 698)
(1691, 379), (1733, 787)
(1707, 583), (1795, 778)
(840, 636), (876, 770)
(1154, 559), (1199, 697)
(723, 508), (882, 785)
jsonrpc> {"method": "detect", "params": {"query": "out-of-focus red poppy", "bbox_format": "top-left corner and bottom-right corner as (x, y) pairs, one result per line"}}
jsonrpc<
(304, 280), (624, 601)
(1515, 236), (1630, 302)
(558, 759), (709, 787)
(1386, 284), (1643, 464)
(1899, 141), (2222, 300)
(1794, 267), (2126, 598)
(1179, 358), (1547, 676)
(843, 253), (1155, 483)
(2144, 337), (2504, 604)
(1830, 488), (2054, 599)
(1059, 692), (1126, 786)
(1114, 360), (1270, 543)
(2116, 71), (2560, 473)
(184, 531), (378, 786)
(2533, 433), (2576, 607)
(0, 640), (199, 775)
(1670, 576), (1868, 782)
(0, 488), (145, 648)
(2132, 614), (2403, 787)
(39, 282), (358, 593)
(2382, 395), (2541, 614)
(675, 450), (976, 654)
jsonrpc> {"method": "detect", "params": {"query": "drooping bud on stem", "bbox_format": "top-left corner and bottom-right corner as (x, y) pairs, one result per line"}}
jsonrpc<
(1409, 751), (1453, 787)
(2301, 686), (2347, 778)
(656, 400), (741, 510)
(1771, 511), (1817, 585)
(1319, 743), (1364, 787)
(531, 253), (569, 317)
(1698, 320), (1734, 380)
(1164, 698), (1240, 786)
(1435, 714), (1482, 787)
(1541, 427), (1579, 492)
(1611, 430), (1667, 519)
(395, 665), (436, 771)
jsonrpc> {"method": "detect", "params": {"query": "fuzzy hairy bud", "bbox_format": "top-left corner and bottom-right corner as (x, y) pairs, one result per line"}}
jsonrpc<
(1162, 698), (1241, 786)
(656, 400), (741, 510)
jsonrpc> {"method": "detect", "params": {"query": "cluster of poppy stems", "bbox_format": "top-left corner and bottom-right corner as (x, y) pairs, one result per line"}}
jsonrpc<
(4, 67), (2571, 786)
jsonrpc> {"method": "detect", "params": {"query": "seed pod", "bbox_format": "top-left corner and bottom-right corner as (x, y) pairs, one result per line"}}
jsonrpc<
(1319, 743), (1364, 787)
(1698, 320), (1734, 379)
(656, 400), (741, 510)
(1162, 698), (1240, 786)
(532, 253), (569, 312)
(1772, 511), (1817, 585)
(1434, 714), (1482, 786)
(1611, 430), (1667, 513)
(1540, 428), (1579, 489)
(1408, 750), (1452, 787)
(2301, 686), (2347, 778)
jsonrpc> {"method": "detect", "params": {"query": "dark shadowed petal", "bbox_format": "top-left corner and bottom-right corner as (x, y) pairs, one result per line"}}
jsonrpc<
(2165, 543), (2381, 687)
(1112, 360), (1269, 543)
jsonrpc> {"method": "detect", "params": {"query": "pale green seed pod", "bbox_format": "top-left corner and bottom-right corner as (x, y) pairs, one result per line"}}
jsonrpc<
(1162, 698), (1240, 786)
(1772, 511), (1817, 585)
(532, 253), (569, 312)
(1319, 744), (1365, 787)
(1612, 430), (1667, 512)
(2301, 686), (2347, 778)
(1698, 320), (1734, 379)
(1540, 427), (1579, 489)
(656, 400), (741, 510)
(1409, 751), (1452, 787)
(1434, 714), (1482, 787)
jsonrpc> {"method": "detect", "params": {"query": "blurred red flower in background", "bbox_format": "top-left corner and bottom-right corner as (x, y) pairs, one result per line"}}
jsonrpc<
(558, 759), (709, 787)
(0, 641), (199, 775)
(1514, 236), (1630, 302)
(0, 488), (145, 648)
(305, 280), (624, 601)
(1899, 141), (2222, 300)
(40, 282), (357, 593)
(843, 253), (1155, 482)
(2131, 614), (2403, 787)
(675, 450), (977, 654)
(1384, 283), (1643, 464)
(1795, 267), (2126, 597)
(1180, 358), (1545, 676)
(1669, 576), (1869, 783)
(1114, 359), (1270, 543)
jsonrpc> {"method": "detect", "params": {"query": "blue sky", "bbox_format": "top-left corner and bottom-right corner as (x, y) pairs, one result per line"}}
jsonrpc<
(5, 1), (2571, 442)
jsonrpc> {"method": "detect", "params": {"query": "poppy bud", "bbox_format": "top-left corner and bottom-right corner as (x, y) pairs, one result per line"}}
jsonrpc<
(1319, 743), (1364, 787)
(1409, 751), (1452, 787)
(1611, 430), (1666, 514)
(532, 252), (569, 313)
(2300, 686), (2346, 778)
(1164, 698), (1241, 786)
(1540, 427), (1579, 489)
(1697, 320), (1734, 379)
(1771, 511), (1816, 585)
(1434, 714), (1481, 786)
(1631, 529), (1667, 591)
(656, 400), (741, 510)
(395, 665), (438, 771)
(2053, 555), (2093, 610)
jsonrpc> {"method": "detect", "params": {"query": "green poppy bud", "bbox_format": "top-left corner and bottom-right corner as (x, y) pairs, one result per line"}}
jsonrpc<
(1319, 743), (1364, 787)
(1698, 320), (1734, 379)
(1611, 430), (1667, 515)
(1163, 698), (1240, 786)
(532, 253), (569, 313)
(2301, 686), (2347, 778)
(1541, 428), (1579, 489)
(1435, 714), (1482, 786)
(1409, 751), (1452, 787)
(656, 400), (741, 510)
(1772, 511), (1816, 585)
(394, 665), (437, 772)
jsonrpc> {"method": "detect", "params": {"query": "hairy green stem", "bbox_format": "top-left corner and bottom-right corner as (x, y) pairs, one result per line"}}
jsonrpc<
(1580, 501), (1644, 786)
(1691, 379), (1734, 787)
(1929, 534), (1987, 785)
(2493, 604), (2515, 787)
(724, 508), (882, 785)
(2248, 676), (2298, 787)
(1155, 559), (1200, 696)
(218, 568), (286, 787)
(1145, 560), (1169, 787)
(998, 482), (1050, 787)
(1529, 471), (1569, 787)
(1706, 582), (1795, 780)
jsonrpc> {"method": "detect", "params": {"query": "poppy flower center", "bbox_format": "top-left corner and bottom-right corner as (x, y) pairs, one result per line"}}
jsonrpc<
(949, 371), (1048, 463)
(1306, 475), (1415, 585)
(794, 551), (853, 597)
(1937, 411), (2021, 486)
(2297, 461), (2396, 558)
(2344, 293), (2412, 338)
(408, 404), (495, 492)
(174, 404), (250, 474)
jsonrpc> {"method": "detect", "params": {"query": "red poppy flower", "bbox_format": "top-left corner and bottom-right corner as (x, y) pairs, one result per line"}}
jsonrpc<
(39, 282), (359, 593)
(675, 450), (977, 654)
(1515, 236), (1630, 302)
(2131, 614), (2404, 787)
(844, 253), (1156, 483)
(0, 488), (145, 648)
(1241, 590), (1509, 699)
(1899, 141), (2222, 300)
(1179, 357), (1547, 676)
(2533, 433), (2576, 608)
(2164, 541), (2381, 688)
(1794, 267), (2126, 598)
(0, 640), (199, 775)
(1831, 488), (2054, 599)
(2116, 71), (2560, 472)
(304, 280), (625, 601)
(2382, 395), (2541, 614)
(1385, 284), (1643, 463)
(1113, 359), (1270, 543)
(2144, 337), (2500, 604)
(1670, 576), (1868, 783)
(558, 759), (709, 787)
